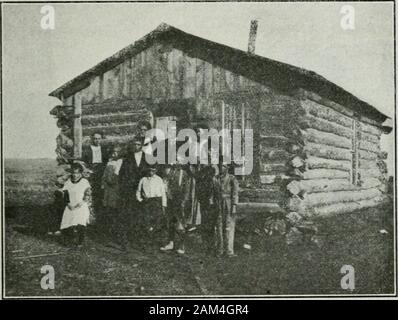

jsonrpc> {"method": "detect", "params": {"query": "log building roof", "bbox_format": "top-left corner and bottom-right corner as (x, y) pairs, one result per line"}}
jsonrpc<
(49, 23), (389, 122)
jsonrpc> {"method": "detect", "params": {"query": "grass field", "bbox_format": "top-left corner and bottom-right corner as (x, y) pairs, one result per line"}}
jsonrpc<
(3, 159), (396, 297)
(4, 158), (58, 208)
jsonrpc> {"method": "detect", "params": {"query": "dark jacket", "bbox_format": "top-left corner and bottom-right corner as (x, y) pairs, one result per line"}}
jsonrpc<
(81, 144), (109, 168)
(118, 151), (150, 200)
(195, 165), (218, 204)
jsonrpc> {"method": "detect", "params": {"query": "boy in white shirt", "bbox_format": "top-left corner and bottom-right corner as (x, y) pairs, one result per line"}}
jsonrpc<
(136, 166), (167, 239)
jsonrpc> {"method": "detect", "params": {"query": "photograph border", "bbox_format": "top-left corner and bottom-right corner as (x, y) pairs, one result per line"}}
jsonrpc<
(0, 0), (397, 300)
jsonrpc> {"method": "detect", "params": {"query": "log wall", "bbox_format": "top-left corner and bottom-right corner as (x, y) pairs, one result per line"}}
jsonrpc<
(241, 93), (305, 213)
(66, 40), (284, 213)
(67, 44), (268, 152)
(79, 99), (153, 149)
(285, 90), (387, 217)
(55, 43), (389, 218)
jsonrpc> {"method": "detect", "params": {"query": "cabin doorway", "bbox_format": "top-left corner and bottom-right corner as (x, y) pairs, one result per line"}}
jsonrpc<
(220, 100), (253, 177)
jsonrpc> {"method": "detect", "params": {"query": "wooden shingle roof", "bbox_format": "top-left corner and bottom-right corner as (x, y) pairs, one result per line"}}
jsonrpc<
(49, 23), (389, 122)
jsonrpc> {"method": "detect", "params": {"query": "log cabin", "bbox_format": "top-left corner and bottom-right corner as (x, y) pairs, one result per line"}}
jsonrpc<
(49, 23), (392, 218)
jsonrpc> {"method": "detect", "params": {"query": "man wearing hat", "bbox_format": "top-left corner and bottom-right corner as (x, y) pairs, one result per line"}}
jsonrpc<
(81, 132), (109, 227)
(213, 161), (240, 257)
(160, 162), (191, 254)
(118, 136), (150, 250)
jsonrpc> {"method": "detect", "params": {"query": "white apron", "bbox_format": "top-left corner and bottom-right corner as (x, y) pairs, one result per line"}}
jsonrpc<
(60, 178), (91, 229)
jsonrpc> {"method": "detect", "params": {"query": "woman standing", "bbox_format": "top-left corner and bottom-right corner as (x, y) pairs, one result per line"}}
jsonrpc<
(101, 146), (123, 236)
(60, 163), (92, 247)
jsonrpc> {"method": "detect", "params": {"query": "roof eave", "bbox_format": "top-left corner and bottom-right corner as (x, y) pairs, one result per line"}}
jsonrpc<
(48, 23), (390, 123)
(49, 23), (174, 99)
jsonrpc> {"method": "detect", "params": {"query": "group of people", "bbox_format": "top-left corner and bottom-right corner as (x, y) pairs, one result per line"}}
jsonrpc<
(50, 121), (241, 258)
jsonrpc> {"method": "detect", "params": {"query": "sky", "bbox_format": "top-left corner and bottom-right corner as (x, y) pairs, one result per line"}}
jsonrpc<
(2, 2), (395, 172)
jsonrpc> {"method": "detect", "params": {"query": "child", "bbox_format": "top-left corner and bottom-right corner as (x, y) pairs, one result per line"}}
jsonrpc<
(101, 145), (123, 235)
(60, 162), (92, 247)
(214, 162), (239, 257)
(136, 166), (167, 240)
(160, 164), (190, 254)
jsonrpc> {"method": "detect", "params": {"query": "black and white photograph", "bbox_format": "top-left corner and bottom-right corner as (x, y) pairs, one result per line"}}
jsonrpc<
(1, 0), (396, 300)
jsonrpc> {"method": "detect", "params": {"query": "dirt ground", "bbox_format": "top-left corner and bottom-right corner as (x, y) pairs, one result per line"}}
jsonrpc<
(3, 159), (395, 296)
(4, 200), (395, 297)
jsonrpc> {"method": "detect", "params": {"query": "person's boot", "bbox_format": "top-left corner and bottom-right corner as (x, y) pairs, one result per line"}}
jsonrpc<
(160, 241), (174, 251)
(77, 226), (85, 248)
(72, 227), (80, 247)
(176, 244), (185, 255)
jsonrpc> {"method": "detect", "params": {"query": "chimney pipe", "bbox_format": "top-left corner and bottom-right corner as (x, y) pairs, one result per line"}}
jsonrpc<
(247, 20), (258, 54)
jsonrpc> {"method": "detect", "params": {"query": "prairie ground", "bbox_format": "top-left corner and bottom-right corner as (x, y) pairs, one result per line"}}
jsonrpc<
(4, 158), (58, 208)
(2, 159), (395, 297)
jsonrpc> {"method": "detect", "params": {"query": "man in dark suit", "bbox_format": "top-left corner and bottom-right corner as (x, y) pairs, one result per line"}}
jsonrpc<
(81, 132), (109, 227)
(118, 137), (150, 250)
(82, 133), (109, 166)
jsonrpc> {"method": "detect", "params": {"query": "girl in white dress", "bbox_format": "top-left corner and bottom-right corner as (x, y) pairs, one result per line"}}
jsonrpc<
(60, 163), (92, 247)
